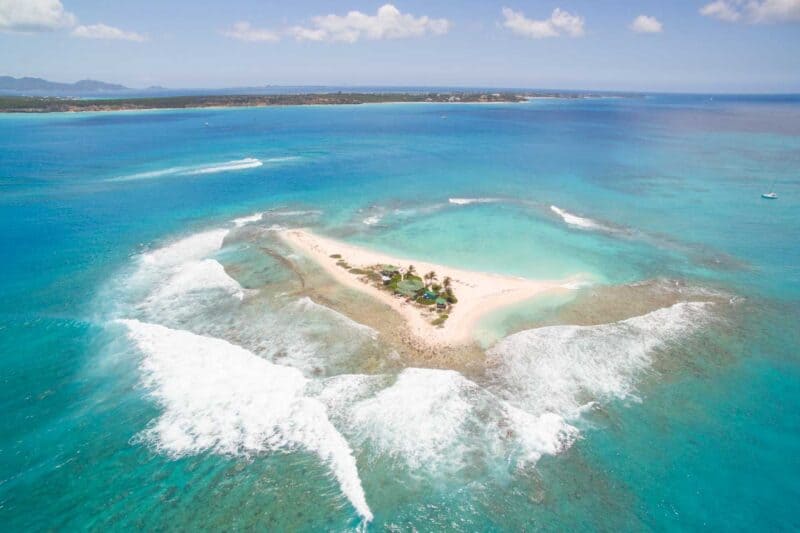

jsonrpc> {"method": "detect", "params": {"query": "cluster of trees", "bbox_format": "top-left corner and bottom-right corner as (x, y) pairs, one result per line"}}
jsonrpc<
(408, 266), (457, 304)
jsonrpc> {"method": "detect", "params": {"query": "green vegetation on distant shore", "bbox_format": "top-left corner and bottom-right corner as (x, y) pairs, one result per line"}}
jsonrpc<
(0, 91), (611, 113)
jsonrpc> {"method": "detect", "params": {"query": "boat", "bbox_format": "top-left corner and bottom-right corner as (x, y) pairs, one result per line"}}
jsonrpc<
(761, 192), (778, 199)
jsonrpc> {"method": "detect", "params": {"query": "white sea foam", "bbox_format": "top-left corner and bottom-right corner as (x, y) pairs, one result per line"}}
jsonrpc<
(263, 298), (380, 376)
(117, 319), (372, 522)
(348, 368), (477, 469)
(362, 215), (382, 226)
(501, 403), (579, 465)
(124, 229), (249, 327)
(485, 302), (712, 465)
(488, 302), (711, 418)
(146, 258), (244, 305)
(139, 229), (229, 268)
(112, 158), (263, 182)
(232, 212), (263, 227)
(449, 197), (501, 206)
(550, 205), (608, 231)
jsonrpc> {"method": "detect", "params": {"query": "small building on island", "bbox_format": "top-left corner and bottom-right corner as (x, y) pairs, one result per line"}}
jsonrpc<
(436, 297), (448, 309)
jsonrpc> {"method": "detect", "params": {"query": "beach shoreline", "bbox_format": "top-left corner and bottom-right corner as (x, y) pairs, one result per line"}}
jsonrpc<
(278, 228), (577, 351)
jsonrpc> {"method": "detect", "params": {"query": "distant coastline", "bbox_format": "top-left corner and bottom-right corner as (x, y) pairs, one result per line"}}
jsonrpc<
(0, 91), (619, 113)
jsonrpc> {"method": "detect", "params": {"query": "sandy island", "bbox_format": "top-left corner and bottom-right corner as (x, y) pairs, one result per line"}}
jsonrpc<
(278, 228), (581, 351)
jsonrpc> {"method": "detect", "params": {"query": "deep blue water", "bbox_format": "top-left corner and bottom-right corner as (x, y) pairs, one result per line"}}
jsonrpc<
(1, 96), (799, 530)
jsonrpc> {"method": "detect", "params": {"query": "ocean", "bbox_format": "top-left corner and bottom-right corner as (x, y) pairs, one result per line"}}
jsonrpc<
(1, 95), (799, 530)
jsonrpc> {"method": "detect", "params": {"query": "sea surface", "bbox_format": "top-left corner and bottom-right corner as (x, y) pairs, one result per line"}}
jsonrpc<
(1, 95), (799, 531)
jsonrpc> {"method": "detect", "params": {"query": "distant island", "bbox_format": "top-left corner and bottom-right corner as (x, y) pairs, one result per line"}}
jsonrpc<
(0, 91), (623, 113)
(0, 76), (130, 95)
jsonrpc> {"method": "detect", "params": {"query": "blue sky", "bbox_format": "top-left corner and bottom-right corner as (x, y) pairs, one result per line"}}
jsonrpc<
(1, 0), (799, 92)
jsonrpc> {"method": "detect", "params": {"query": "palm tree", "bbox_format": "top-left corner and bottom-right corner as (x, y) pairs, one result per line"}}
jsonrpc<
(407, 264), (416, 276)
(425, 271), (437, 285)
(443, 276), (452, 289)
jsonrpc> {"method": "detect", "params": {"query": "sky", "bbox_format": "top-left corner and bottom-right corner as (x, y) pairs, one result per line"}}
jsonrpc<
(1, 0), (799, 92)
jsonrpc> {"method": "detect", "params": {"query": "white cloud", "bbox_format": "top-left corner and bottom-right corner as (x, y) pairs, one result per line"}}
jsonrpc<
(630, 14), (663, 33)
(291, 4), (450, 43)
(72, 23), (146, 42)
(748, 0), (800, 22)
(700, 0), (743, 21)
(501, 7), (584, 39)
(221, 21), (280, 42)
(0, 0), (76, 31)
(700, 0), (800, 23)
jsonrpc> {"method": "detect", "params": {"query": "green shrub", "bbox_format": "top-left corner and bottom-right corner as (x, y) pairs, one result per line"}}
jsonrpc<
(329, 254), (342, 259)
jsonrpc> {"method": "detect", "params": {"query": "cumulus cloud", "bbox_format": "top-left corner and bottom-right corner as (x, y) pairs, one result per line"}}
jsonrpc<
(700, 0), (800, 23)
(501, 7), (584, 39)
(221, 21), (280, 42)
(72, 23), (146, 42)
(0, 0), (76, 31)
(630, 14), (663, 33)
(290, 4), (450, 43)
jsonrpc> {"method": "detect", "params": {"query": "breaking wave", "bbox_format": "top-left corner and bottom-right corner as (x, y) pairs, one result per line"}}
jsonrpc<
(349, 368), (477, 469)
(101, 217), (719, 517)
(487, 302), (712, 430)
(117, 319), (372, 522)
(232, 212), (263, 227)
(550, 205), (609, 231)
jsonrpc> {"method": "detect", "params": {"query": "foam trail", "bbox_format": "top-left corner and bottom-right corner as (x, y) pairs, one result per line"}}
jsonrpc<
(182, 158), (263, 175)
(362, 215), (382, 226)
(233, 212), (263, 227)
(111, 158), (263, 182)
(264, 156), (302, 163)
(550, 205), (607, 231)
(449, 197), (501, 206)
(117, 320), (372, 522)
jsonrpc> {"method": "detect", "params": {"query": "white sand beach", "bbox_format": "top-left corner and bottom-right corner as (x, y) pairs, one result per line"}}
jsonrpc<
(279, 228), (578, 350)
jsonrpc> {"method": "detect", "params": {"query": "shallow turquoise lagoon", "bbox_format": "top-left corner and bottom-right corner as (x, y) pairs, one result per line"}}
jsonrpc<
(1, 96), (799, 530)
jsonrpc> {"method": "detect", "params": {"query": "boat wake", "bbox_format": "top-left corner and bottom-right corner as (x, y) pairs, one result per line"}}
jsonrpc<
(110, 157), (264, 182)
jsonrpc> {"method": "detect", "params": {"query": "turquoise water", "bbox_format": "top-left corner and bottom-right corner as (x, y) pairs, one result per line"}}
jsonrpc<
(1, 97), (799, 530)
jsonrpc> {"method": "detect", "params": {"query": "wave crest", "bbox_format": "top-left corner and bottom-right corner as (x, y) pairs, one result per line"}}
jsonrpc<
(118, 319), (373, 522)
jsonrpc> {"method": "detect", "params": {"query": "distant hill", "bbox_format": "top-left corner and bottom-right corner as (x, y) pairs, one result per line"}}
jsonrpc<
(0, 76), (130, 95)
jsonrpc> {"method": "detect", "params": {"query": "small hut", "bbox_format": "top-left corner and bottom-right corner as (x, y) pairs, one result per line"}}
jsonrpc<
(436, 297), (448, 309)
